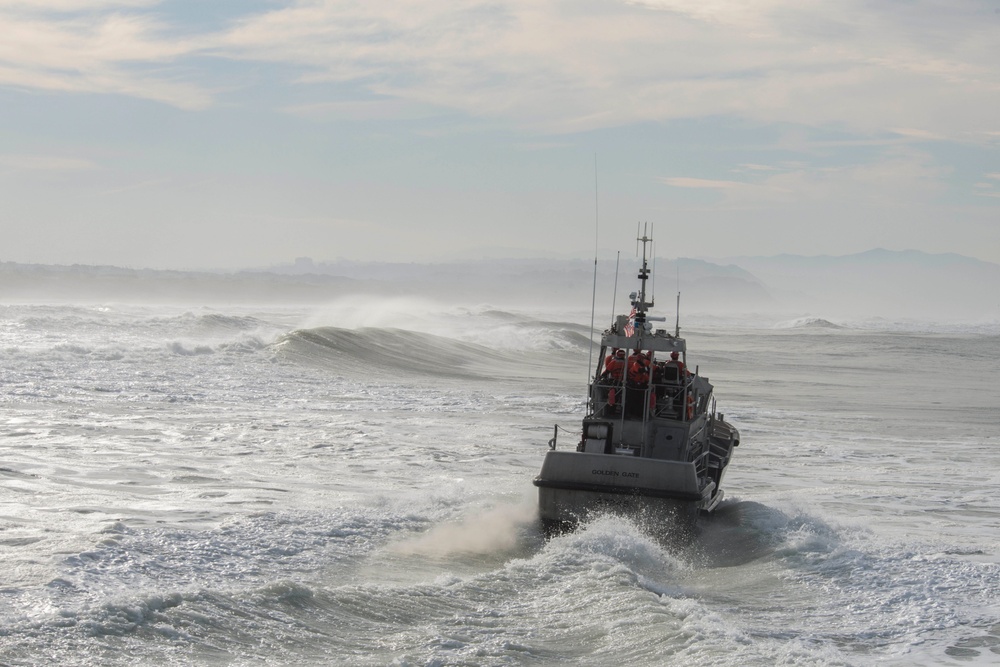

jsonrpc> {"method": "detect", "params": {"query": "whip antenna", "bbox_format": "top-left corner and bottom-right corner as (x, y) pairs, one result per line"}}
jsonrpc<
(675, 263), (681, 337)
(650, 226), (656, 306)
(586, 154), (599, 397)
(610, 250), (620, 322)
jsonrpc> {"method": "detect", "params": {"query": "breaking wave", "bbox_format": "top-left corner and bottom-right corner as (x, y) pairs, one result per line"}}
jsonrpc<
(272, 308), (591, 380)
(273, 326), (515, 379)
(774, 317), (846, 330)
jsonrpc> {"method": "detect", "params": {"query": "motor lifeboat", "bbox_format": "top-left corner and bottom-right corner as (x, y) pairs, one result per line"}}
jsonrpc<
(534, 230), (740, 533)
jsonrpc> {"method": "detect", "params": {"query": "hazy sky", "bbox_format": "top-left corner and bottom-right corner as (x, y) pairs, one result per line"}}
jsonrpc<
(2, 0), (999, 269)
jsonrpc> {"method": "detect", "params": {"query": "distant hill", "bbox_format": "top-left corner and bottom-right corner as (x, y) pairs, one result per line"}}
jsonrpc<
(0, 256), (773, 310)
(265, 256), (774, 311)
(4, 250), (993, 320)
(0, 262), (365, 304)
(709, 249), (1000, 319)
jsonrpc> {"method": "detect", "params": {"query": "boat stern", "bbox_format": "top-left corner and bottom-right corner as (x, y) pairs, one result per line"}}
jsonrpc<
(533, 450), (713, 530)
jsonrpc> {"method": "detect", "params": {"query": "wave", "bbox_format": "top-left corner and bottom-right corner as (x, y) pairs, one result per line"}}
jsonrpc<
(166, 341), (215, 356)
(299, 300), (594, 353)
(272, 306), (594, 380)
(770, 314), (1000, 335)
(273, 326), (516, 379)
(189, 312), (269, 332)
(4, 488), (995, 666)
(5, 304), (277, 336)
(774, 317), (847, 330)
(476, 308), (529, 322)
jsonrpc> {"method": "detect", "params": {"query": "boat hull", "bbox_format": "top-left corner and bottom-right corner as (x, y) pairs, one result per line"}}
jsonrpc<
(533, 450), (719, 531)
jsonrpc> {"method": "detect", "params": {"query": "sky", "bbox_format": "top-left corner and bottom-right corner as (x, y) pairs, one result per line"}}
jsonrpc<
(1, 0), (999, 270)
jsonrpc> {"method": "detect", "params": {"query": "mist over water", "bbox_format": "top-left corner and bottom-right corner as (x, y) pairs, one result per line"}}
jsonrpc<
(1, 278), (999, 665)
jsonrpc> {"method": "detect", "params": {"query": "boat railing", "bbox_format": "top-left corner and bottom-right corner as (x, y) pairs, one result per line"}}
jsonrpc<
(591, 376), (697, 422)
(547, 424), (577, 450)
(685, 418), (710, 475)
(707, 419), (735, 466)
(590, 377), (622, 412)
(689, 447), (710, 477)
(691, 451), (709, 476)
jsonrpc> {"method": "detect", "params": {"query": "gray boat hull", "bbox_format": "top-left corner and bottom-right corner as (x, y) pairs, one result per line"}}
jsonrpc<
(534, 450), (720, 530)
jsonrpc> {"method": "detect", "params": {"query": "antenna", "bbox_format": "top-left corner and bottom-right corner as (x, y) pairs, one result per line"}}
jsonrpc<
(675, 262), (681, 337)
(610, 251), (620, 322)
(586, 154), (599, 399)
(651, 233), (656, 306)
(675, 290), (681, 337)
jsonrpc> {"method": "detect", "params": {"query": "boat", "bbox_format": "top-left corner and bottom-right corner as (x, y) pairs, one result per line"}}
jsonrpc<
(533, 230), (740, 533)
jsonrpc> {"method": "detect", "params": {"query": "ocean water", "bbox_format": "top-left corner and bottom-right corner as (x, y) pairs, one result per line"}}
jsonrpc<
(1, 300), (998, 666)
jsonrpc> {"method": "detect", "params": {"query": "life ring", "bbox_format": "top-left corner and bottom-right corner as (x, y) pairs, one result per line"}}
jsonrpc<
(686, 394), (695, 420)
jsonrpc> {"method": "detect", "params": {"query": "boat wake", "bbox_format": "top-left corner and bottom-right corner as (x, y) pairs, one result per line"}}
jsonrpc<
(388, 501), (540, 559)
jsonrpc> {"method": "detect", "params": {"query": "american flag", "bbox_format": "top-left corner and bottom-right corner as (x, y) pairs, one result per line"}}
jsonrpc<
(623, 306), (636, 337)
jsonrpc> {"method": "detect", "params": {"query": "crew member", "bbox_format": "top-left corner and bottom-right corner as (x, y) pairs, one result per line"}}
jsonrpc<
(666, 351), (686, 377)
(627, 349), (651, 385)
(603, 349), (626, 383)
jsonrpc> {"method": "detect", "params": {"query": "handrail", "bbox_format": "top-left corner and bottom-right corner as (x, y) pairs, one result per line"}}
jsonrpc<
(689, 449), (710, 476)
(548, 423), (577, 450)
(592, 376), (705, 423)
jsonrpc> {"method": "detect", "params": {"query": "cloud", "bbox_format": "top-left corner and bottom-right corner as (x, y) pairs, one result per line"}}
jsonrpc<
(627, 0), (789, 27)
(210, 0), (1000, 139)
(977, 173), (1000, 198)
(2, 0), (999, 141)
(660, 176), (747, 189)
(0, 2), (211, 108)
(738, 163), (783, 172)
(890, 128), (947, 141)
(282, 98), (447, 121)
(0, 1), (156, 7)
(0, 153), (99, 172)
(663, 149), (950, 209)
